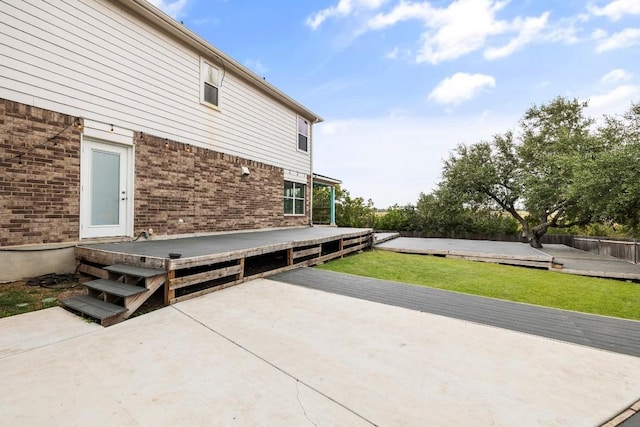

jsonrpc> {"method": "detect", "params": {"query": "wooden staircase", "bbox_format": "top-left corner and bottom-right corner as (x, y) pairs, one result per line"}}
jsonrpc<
(62, 264), (166, 326)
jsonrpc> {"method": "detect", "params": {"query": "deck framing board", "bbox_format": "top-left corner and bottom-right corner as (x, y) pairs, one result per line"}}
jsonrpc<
(76, 247), (166, 269)
(169, 265), (243, 291)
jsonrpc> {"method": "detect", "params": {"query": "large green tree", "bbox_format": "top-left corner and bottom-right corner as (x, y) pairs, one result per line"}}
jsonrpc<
(572, 102), (640, 230)
(440, 96), (618, 248)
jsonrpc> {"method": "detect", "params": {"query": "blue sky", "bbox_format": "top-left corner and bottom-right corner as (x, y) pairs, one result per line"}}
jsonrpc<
(150, 0), (640, 208)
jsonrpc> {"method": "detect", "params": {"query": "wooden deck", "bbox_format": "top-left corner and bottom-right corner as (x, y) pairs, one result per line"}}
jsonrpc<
(76, 227), (373, 304)
(375, 237), (554, 269)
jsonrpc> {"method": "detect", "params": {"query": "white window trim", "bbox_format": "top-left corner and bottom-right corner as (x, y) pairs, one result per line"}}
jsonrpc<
(200, 57), (221, 110)
(297, 115), (310, 154)
(284, 181), (306, 216)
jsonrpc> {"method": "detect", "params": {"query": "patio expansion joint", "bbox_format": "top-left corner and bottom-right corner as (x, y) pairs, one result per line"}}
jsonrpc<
(0, 329), (100, 361)
(170, 305), (378, 427)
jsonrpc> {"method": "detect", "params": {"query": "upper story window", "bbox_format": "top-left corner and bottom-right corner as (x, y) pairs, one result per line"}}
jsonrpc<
(297, 116), (309, 152)
(200, 58), (220, 108)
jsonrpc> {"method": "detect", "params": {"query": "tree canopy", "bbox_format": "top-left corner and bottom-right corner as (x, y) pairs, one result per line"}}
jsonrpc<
(438, 97), (640, 247)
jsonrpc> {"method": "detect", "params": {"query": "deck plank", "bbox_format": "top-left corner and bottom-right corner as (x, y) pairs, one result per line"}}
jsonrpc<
(105, 264), (166, 278)
(61, 295), (127, 320)
(85, 279), (147, 298)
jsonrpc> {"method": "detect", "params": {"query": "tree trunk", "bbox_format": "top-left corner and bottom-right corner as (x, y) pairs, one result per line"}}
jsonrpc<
(516, 216), (547, 249)
(528, 234), (543, 249)
(527, 223), (549, 249)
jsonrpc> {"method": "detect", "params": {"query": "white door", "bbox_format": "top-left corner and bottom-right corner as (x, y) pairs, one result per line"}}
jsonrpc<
(80, 138), (132, 238)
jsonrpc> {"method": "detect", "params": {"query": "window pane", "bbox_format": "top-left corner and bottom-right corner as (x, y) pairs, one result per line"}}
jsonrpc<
(297, 117), (308, 136)
(204, 83), (218, 105)
(298, 134), (308, 152)
(206, 64), (219, 86)
(284, 181), (294, 197)
(91, 150), (120, 226)
(295, 199), (304, 215)
(284, 198), (293, 214)
(294, 184), (304, 198)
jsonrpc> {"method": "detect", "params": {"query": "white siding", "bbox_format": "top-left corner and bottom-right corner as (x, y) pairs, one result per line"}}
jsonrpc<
(0, 0), (311, 174)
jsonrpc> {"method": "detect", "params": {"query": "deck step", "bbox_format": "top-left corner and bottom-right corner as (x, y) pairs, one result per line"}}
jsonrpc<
(61, 295), (127, 321)
(85, 279), (147, 298)
(105, 264), (165, 278)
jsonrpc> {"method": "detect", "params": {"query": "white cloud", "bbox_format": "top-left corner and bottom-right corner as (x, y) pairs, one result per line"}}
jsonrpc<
(306, 0), (386, 30)
(419, 0), (512, 63)
(372, 0), (512, 64)
(484, 12), (550, 60)
(383, 46), (412, 59)
(385, 46), (400, 59)
(600, 69), (633, 84)
(368, 1), (434, 29)
(428, 72), (496, 106)
(588, 85), (640, 116)
(147, 0), (188, 19)
(588, 0), (640, 21)
(595, 27), (640, 52)
(366, 0), (551, 64)
(592, 28), (608, 39)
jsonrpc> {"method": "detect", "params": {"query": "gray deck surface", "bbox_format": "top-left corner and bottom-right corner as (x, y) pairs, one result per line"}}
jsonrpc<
(620, 412), (640, 427)
(375, 237), (640, 281)
(80, 226), (371, 259)
(272, 268), (640, 357)
(376, 237), (551, 260)
(540, 244), (640, 277)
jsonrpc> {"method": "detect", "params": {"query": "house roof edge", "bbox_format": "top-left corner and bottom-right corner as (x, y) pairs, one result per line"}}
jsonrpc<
(113, 0), (323, 123)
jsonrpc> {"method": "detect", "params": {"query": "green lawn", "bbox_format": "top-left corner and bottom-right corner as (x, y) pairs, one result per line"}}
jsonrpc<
(316, 250), (640, 320)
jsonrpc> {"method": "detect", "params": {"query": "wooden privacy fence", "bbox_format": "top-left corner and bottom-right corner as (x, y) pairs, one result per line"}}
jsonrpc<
(378, 230), (640, 265)
(571, 237), (640, 264)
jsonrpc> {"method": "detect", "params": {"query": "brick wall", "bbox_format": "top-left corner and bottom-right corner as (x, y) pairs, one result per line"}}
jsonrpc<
(133, 134), (309, 236)
(0, 100), (81, 246)
(0, 98), (309, 247)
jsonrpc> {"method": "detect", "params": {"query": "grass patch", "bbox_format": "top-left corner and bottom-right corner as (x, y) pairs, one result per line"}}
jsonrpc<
(0, 281), (82, 318)
(317, 250), (640, 320)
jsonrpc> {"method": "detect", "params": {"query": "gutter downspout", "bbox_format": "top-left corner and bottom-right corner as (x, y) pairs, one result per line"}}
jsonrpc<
(330, 186), (336, 226)
(309, 121), (316, 226)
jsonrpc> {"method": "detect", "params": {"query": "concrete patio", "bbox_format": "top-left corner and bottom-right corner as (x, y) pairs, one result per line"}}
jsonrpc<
(2, 278), (640, 426)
